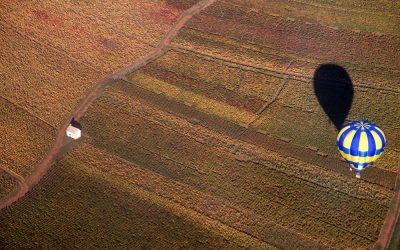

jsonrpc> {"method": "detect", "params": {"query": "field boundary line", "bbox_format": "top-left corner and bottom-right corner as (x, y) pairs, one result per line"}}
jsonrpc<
(0, 95), (57, 130)
(0, 0), (218, 210)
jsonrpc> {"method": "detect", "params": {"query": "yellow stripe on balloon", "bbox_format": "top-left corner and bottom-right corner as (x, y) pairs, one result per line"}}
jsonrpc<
(358, 131), (369, 152)
(339, 150), (380, 165)
(370, 130), (382, 150)
(337, 125), (351, 141)
(343, 130), (356, 149)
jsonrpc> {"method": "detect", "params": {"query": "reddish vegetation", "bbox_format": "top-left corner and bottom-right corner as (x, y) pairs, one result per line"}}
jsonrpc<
(98, 36), (121, 50)
(32, 9), (64, 27)
(141, 2), (183, 25)
(186, 3), (400, 69)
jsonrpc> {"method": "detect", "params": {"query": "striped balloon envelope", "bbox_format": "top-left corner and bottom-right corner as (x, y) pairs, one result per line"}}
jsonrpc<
(336, 120), (386, 178)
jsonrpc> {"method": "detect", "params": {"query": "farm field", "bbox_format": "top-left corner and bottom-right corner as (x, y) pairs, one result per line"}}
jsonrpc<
(1, 81), (394, 248)
(171, 0), (400, 173)
(0, 98), (56, 178)
(1, 0), (399, 249)
(0, 170), (18, 201)
(0, 148), (242, 249)
(0, 0), (193, 201)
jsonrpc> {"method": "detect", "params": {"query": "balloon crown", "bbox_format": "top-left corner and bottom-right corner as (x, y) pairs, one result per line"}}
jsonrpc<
(352, 120), (373, 130)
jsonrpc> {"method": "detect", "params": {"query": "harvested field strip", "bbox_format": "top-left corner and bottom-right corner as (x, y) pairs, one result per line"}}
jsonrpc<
(67, 143), (324, 249)
(107, 79), (396, 191)
(125, 73), (256, 124)
(0, 157), (246, 249)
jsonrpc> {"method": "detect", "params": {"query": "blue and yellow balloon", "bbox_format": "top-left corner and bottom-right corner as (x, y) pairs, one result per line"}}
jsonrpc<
(337, 120), (386, 178)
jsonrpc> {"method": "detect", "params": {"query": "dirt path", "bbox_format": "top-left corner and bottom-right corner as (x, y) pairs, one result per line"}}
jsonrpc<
(0, 0), (217, 210)
(374, 157), (400, 249)
(0, 166), (28, 209)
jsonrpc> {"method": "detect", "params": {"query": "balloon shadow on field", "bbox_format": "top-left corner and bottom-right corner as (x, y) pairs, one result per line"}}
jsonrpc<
(313, 64), (354, 131)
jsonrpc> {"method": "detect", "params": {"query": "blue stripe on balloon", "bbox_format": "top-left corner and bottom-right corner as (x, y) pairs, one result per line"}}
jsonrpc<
(346, 160), (372, 168)
(350, 129), (362, 156)
(366, 130), (376, 156)
(337, 143), (384, 156)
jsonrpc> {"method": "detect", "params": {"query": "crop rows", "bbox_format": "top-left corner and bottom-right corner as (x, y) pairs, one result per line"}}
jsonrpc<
(253, 78), (400, 171)
(91, 83), (395, 197)
(0, 170), (18, 200)
(225, 0), (400, 35)
(0, 0), (153, 73)
(0, 24), (101, 127)
(136, 50), (285, 113)
(75, 85), (392, 248)
(169, 0), (400, 173)
(0, 151), (240, 249)
(183, 1), (400, 70)
(0, 98), (56, 177)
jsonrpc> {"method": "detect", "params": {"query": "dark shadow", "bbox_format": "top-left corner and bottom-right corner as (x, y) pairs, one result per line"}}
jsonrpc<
(70, 118), (82, 130)
(313, 64), (353, 131)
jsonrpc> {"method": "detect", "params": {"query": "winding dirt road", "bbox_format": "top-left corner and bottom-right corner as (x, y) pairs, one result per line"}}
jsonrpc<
(0, 0), (218, 210)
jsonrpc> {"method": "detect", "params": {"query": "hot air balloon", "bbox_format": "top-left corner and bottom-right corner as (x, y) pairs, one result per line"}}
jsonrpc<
(336, 120), (386, 178)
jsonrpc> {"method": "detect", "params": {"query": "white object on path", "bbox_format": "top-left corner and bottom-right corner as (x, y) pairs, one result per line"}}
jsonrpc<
(66, 124), (81, 139)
